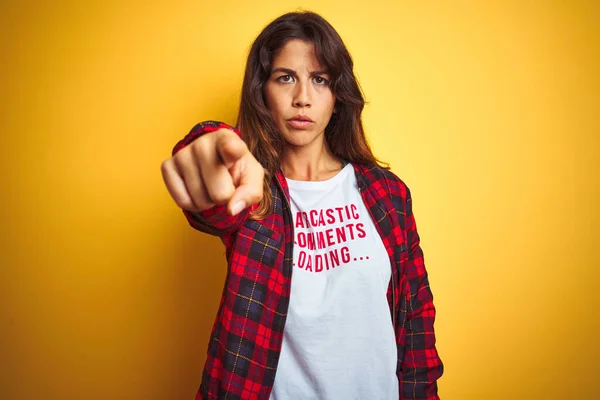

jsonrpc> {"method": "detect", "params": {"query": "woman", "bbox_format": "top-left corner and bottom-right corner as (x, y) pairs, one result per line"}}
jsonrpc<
(161, 11), (443, 400)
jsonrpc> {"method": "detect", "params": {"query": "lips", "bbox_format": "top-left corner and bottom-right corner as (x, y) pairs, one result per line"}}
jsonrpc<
(287, 115), (314, 130)
(288, 115), (313, 122)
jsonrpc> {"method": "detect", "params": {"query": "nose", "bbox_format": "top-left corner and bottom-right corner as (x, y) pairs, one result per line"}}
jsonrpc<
(293, 80), (311, 108)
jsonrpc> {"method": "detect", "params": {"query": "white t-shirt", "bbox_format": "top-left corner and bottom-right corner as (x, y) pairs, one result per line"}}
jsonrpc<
(269, 163), (399, 400)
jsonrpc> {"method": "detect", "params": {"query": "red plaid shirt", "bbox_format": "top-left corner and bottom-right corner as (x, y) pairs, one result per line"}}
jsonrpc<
(172, 121), (443, 399)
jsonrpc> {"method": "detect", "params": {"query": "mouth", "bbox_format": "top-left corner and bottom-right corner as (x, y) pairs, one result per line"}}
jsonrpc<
(286, 114), (314, 130)
(288, 115), (314, 123)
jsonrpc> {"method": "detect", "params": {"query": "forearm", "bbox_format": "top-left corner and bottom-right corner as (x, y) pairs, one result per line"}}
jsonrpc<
(399, 186), (443, 399)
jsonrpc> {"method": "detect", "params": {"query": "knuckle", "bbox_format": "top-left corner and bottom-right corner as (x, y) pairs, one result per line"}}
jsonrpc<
(192, 132), (210, 146)
(160, 159), (169, 171)
(217, 127), (238, 138)
(191, 136), (216, 159)
(172, 150), (188, 169)
(160, 162), (170, 180)
(190, 139), (209, 158)
(222, 136), (244, 153)
(161, 158), (176, 175)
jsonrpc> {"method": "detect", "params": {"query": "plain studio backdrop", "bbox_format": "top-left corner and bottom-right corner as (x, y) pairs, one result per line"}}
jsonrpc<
(1, 1), (598, 399)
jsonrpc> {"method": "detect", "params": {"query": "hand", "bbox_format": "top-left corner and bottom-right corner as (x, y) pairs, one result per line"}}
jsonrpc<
(161, 128), (264, 216)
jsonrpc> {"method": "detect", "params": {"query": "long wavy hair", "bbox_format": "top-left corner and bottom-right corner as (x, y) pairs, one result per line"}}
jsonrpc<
(236, 11), (388, 219)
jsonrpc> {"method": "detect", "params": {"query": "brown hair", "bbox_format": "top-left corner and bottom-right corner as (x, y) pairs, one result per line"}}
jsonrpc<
(236, 11), (388, 219)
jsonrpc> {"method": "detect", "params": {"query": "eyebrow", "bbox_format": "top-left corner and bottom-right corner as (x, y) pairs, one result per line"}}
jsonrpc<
(271, 67), (329, 76)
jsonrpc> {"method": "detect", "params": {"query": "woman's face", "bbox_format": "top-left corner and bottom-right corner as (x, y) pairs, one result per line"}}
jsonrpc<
(264, 39), (336, 150)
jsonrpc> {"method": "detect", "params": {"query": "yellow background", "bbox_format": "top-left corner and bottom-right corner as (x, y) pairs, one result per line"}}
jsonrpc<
(1, 0), (598, 399)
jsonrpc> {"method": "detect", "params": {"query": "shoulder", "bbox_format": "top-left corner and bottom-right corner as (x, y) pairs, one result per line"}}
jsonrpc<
(352, 162), (412, 203)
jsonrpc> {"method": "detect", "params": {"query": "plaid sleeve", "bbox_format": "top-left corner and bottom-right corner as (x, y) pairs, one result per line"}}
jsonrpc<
(171, 121), (253, 237)
(400, 185), (444, 399)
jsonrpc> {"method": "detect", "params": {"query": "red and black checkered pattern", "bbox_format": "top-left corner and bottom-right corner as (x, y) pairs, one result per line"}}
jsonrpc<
(172, 121), (443, 399)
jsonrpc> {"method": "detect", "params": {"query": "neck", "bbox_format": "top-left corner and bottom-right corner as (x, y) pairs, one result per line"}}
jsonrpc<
(281, 142), (343, 181)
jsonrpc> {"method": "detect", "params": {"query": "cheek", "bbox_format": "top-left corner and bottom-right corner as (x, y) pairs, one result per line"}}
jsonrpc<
(321, 98), (336, 118)
(268, 99), (287, 120)
(263, 87), (274, 110)
(318, 92), (335, 111)
(264, 88), (282, 115)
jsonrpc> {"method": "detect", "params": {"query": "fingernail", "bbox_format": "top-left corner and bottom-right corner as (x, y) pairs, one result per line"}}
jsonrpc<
(230, 200), (246, 216)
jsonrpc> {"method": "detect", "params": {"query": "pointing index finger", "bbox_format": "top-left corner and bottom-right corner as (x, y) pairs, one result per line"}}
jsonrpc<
(216, 132), (248, 169)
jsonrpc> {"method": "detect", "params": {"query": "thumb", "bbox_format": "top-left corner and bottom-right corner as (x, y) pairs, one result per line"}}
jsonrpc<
(227, 161), (264, 216)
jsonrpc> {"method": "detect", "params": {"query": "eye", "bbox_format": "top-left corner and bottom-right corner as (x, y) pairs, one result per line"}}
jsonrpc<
(314, 76), (329, 85)
(277, 75), (294, 83)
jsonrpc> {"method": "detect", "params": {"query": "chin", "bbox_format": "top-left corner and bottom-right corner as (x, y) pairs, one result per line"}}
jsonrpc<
(281, 130), (320, 148)
(282, 136), (309, 148)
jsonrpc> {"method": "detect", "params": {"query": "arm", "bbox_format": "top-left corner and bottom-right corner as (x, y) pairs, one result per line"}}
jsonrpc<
(170, 121), (257, 237)
(400, 185), (444, 399)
